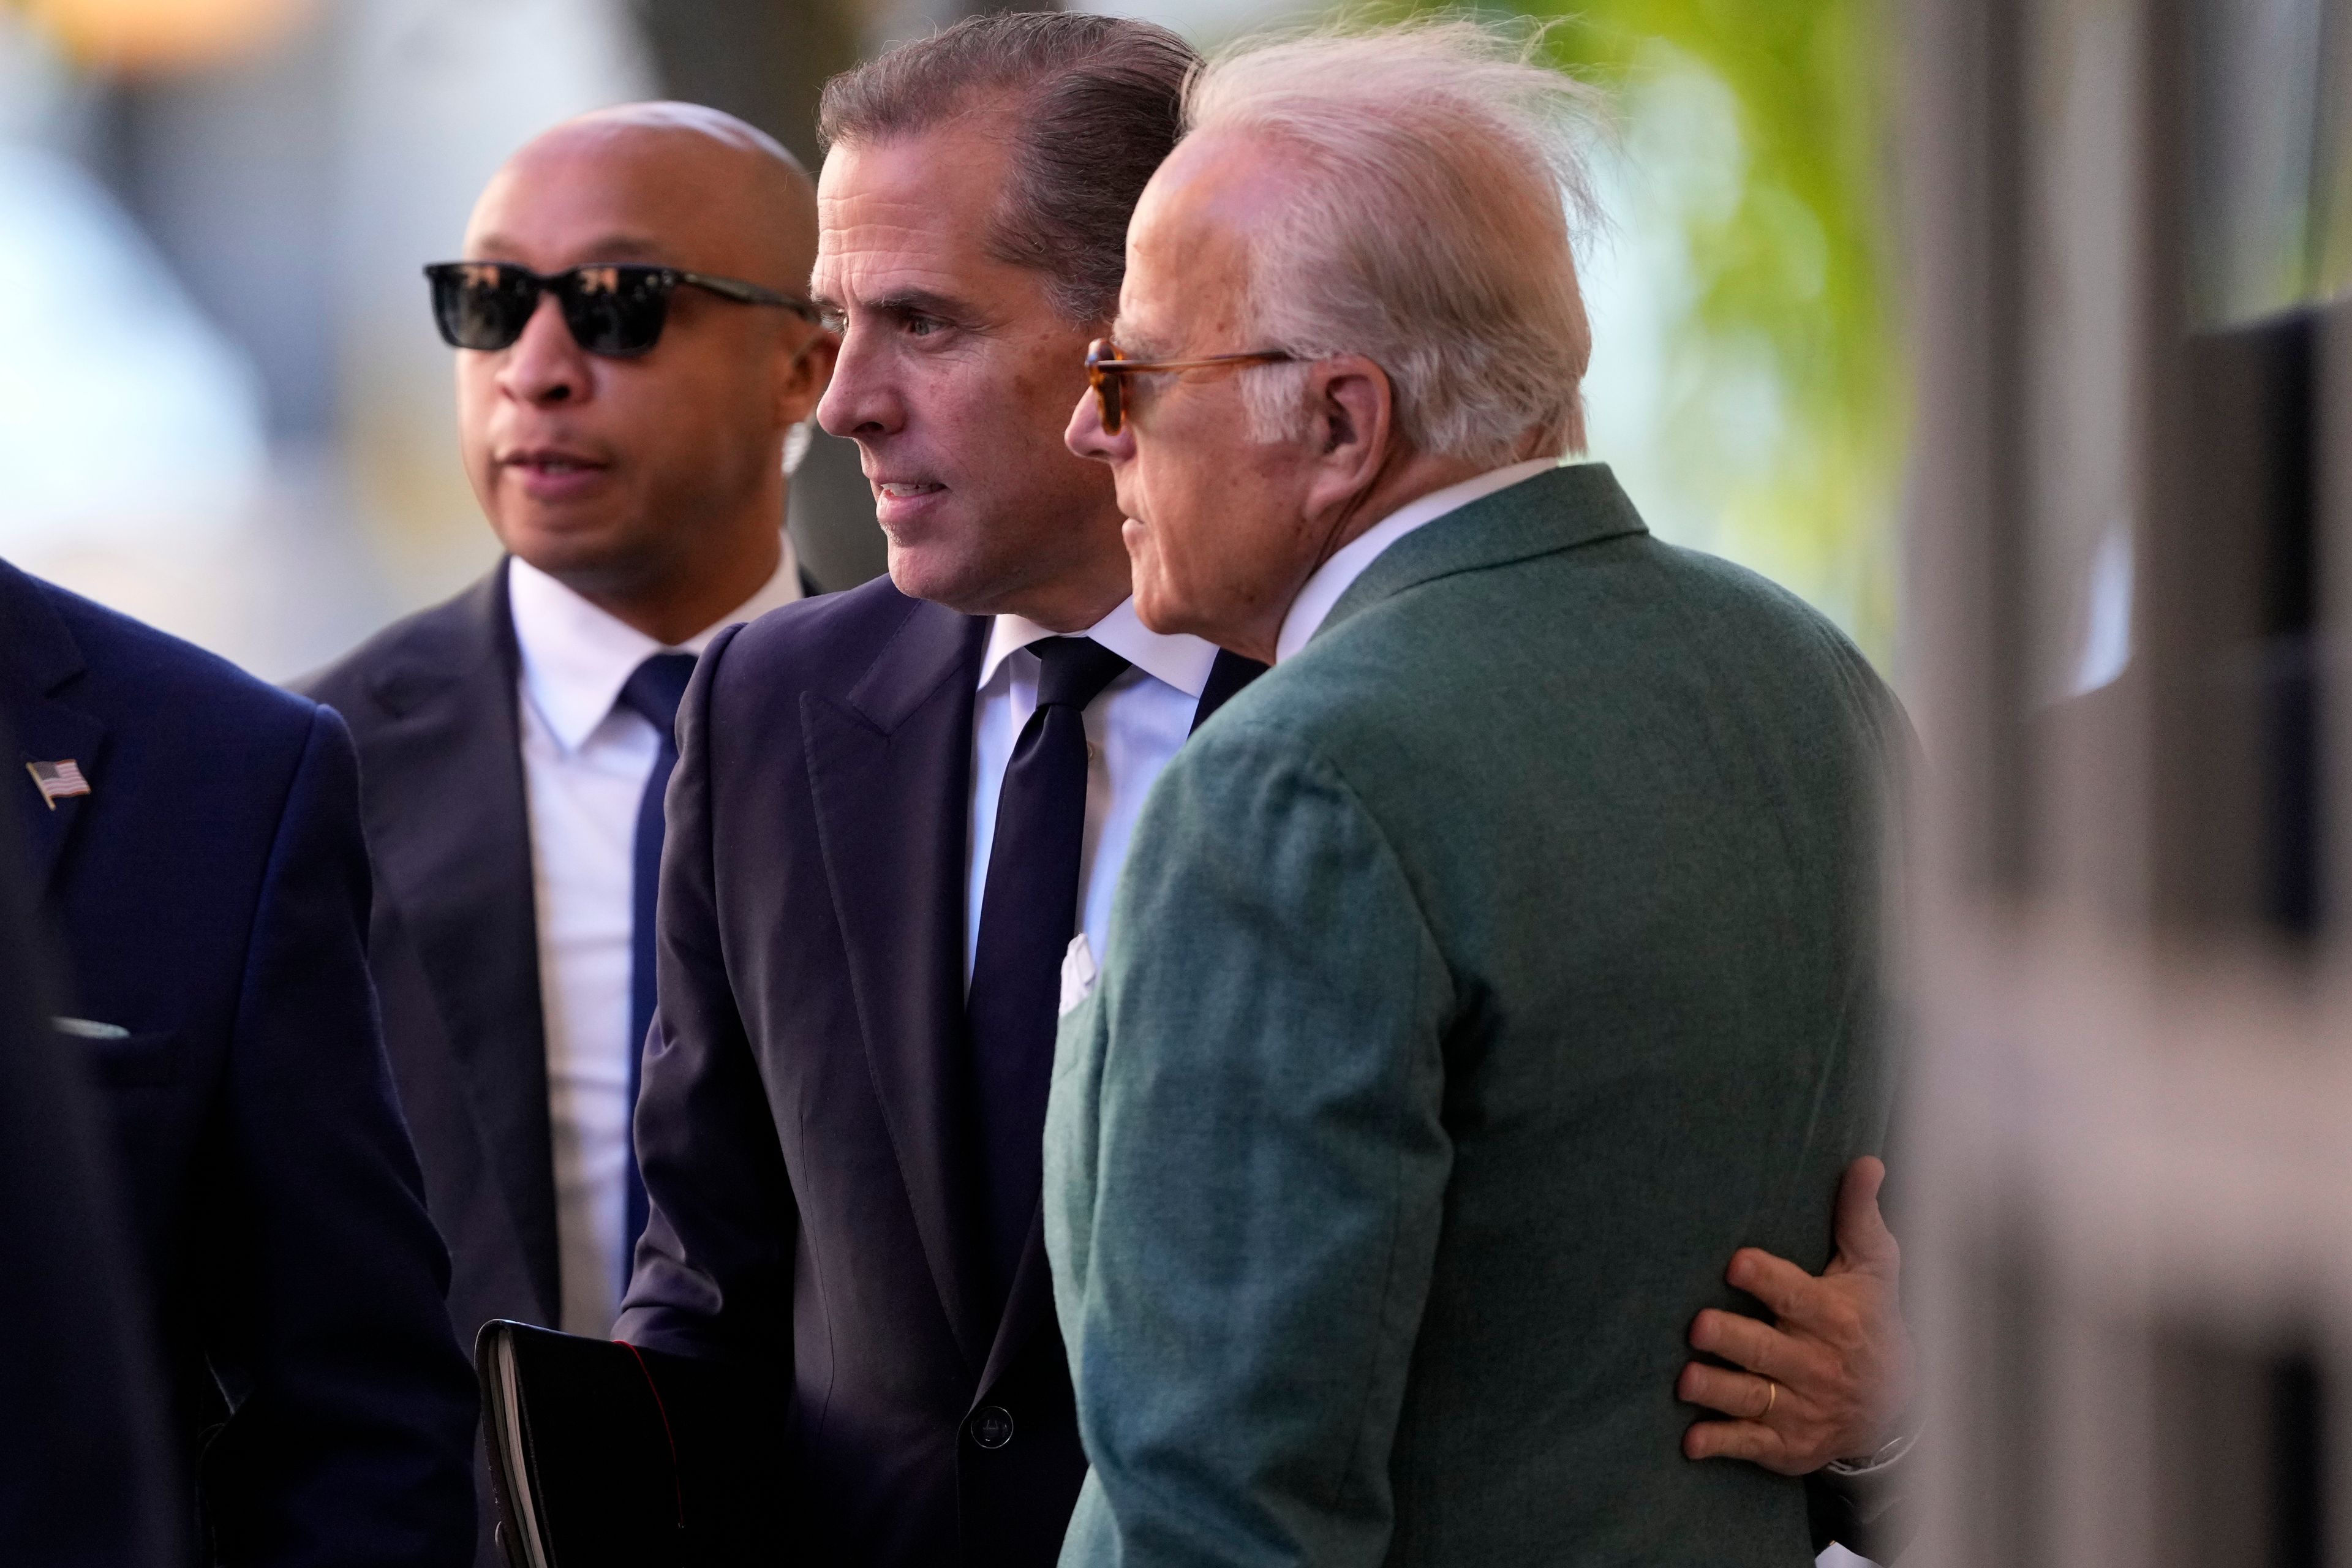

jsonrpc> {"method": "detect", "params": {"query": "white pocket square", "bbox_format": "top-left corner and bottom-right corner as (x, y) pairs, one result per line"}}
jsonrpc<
(1058, 933), (1099, 1018)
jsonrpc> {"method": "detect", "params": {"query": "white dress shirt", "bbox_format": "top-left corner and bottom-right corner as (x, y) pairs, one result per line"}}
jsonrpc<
(1274, 457), (1560, 663)
(508, 537), (804, 1338)
(965, 597), (1219, 987)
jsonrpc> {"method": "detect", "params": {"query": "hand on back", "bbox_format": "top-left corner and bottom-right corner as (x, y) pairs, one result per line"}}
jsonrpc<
(1678, 1156), (1914, 1476)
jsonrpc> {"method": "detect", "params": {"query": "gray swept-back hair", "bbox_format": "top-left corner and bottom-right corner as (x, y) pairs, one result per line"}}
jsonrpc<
(1182, 18), (1605, 463)
(819, 12), (1199, 325)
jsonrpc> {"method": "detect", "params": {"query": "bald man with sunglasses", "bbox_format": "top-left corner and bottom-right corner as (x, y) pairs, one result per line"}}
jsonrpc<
(300, 102), (835, 1564)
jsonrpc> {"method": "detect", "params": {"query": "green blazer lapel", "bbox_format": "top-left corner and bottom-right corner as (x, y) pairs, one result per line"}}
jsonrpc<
(1317, 462), (1649, 641)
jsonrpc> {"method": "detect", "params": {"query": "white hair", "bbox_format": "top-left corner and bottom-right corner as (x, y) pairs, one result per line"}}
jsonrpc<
(1181, 17), (1605, 464)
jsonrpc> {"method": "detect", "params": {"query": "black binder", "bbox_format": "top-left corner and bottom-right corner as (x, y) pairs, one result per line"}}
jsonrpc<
(477, 1321), (684, 1566)
(475, 1321), (787, 1567)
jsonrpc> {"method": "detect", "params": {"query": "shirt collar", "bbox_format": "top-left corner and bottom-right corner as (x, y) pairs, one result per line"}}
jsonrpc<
(1274, 457), (1561, 663)
(977, 594), (1219, 699)
(508, 531), (804, 754)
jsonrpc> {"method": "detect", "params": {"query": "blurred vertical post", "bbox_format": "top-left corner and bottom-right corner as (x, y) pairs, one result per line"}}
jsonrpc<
(638, 0), (877, 591)
(1905, 0), (2350, 1563)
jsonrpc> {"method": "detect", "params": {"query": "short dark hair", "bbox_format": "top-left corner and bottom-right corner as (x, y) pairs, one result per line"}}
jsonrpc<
(818, 12), (1199, 324)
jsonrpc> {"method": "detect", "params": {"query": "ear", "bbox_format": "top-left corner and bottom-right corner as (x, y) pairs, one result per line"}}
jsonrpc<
(775, 324), (840, 428)
(1301, 355), (1393, 518)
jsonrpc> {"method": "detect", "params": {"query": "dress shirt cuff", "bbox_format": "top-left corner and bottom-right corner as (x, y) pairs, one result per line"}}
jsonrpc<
(1824, 1423), (1918, 1479)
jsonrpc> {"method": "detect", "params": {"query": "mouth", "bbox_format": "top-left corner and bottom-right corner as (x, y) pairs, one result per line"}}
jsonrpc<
(870, 476), (949, 530)
(501, 447), (609, 477)
(499, 445), (614, 504)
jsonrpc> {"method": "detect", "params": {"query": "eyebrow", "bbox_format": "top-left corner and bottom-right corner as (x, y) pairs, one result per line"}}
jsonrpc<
(1109, 317), (1169, 360)
(812, 287), (976, 325)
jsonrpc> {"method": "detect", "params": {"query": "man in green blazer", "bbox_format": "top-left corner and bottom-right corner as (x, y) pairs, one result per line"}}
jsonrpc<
(1047, 21), (1909, 1565)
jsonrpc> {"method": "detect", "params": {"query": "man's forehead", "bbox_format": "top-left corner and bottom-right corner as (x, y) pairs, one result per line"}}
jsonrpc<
(815, 187), (944, 254)
(466, 170), (688, 262)
(1121, 142), (1267, 344)
(1145, 132), (1289, 243)
(811, 201), (989, 300)
(495, 122), (729, 208)
(810, 134), (1011, 297)
(467, 115), (812, 273)
(816, 129), (1007, 228)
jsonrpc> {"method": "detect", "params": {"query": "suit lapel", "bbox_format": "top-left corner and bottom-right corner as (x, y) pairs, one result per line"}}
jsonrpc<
(967, 644), (1268, 1389)
(357, 565), (562, 1317)
(14, 709), (105, 898)
(976, 1207), (1058, 1400)
(0, 563), (106, 897)
(805, 600), (993, 1371)
(804, 606), (1247, 1386)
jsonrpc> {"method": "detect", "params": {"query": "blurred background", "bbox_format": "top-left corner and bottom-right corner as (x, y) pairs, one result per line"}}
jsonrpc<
(0, 0), (1904, 679)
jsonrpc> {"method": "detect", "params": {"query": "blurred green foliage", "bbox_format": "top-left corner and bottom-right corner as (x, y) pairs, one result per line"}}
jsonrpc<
(1393, 0), (1906, 662)
(1573, 1), (1901, 662)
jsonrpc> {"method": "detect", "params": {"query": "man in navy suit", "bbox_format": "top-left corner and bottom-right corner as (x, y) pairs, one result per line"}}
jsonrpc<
(613, 20), (1256, 1565)
(0, 745), (179, 1567)
(0, 558), (478, 1564)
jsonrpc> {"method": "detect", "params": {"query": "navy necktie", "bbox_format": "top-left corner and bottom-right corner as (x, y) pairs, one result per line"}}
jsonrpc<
(614, 650), (698, 1265)
(966, 636), (1131, 1304)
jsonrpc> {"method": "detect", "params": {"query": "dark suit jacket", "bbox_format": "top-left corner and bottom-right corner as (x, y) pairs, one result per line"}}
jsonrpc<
(617, 576), (1259, 1566)
(299, 564), (560, 1344)
(299, 555), (831, 1347)
(0, 717), (179, 1568)
(0, 559), (477, 1566)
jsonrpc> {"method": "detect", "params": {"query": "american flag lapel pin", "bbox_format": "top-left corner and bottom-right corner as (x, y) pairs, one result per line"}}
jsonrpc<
(26, 760), (91, 810)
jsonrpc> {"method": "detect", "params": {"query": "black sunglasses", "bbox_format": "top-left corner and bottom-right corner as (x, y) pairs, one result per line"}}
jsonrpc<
(423, 260), (820, 358)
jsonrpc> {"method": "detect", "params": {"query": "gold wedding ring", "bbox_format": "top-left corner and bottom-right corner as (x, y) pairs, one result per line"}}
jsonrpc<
(1762, 1379), (1778, 1419)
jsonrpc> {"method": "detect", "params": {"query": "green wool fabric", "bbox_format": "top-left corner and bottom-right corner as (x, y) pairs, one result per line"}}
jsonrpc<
(1046, 464), (1904, 1567)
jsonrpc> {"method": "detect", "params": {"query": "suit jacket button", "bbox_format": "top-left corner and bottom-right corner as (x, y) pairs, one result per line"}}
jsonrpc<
(969, 1405), (1015, 1450)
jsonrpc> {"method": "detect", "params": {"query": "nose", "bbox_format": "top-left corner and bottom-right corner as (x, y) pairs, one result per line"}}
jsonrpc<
(815, 323), (905, 442)
(495, 292), (590, 407)
(1065, 380), (1131, 465)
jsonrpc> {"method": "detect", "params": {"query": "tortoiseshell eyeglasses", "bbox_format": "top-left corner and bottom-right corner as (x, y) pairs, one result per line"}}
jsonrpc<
(1084, 337), (1296, 435)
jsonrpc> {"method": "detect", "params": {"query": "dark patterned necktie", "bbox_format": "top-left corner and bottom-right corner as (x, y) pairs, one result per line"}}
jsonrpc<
(614, 650), (698, 1268)
(965, 636), (1131, 1304)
